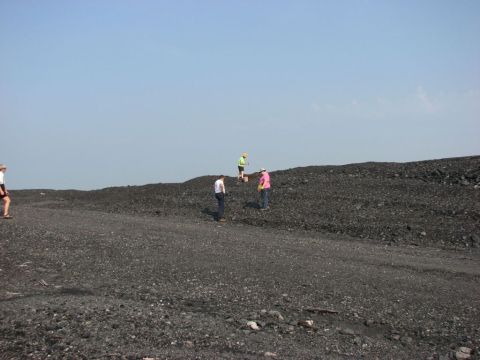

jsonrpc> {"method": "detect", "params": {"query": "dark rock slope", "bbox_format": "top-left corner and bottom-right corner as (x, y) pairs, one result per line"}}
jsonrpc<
(13, 156), (480, 249)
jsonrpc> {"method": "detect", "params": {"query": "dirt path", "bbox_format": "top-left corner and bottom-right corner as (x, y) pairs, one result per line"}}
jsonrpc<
(1, 206), (479, 359)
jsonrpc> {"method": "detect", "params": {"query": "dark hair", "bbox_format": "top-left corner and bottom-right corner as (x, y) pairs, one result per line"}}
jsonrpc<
(218, 175), (225, 178)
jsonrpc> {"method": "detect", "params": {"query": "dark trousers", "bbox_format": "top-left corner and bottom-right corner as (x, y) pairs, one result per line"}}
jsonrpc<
(215, 192), (225, 219)
(261, 189), (270, 209)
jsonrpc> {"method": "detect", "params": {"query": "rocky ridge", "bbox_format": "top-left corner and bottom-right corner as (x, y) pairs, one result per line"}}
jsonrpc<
(13, 155), (480, 249)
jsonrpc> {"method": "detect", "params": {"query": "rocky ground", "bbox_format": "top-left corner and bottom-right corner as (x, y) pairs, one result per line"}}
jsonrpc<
(1, 156), (479, 359)
(13, 155), (480, 249)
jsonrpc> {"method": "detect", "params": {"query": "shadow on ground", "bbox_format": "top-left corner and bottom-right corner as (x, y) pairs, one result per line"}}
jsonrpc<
(243, 201), (261, 209)
(201, 207), (218, 220)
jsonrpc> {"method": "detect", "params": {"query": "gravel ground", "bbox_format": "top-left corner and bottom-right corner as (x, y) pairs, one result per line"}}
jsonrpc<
(1, 156), (479, 359)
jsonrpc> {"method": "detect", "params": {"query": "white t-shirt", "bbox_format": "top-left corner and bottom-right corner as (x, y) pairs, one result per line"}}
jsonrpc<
(0, 172), (4, 185)
(214, 179), (225, 193)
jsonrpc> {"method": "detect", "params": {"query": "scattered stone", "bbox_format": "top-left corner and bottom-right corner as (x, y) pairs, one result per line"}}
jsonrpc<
(420, 231), (427, 237)
(183, 340), (194, 348)
(455, 351), (471, 360)
(264, 352), (277, 358)
(247, 321), (260, 330)
(459, 347), (472, 355)
(298, 320), (314, 328)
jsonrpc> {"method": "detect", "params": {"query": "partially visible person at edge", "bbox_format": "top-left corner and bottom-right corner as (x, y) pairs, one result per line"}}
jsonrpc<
(214, 175), (226, 222)
(0, 164), (13, 219)
(237, 152), (248, 181)
(258, 168), (271, 210)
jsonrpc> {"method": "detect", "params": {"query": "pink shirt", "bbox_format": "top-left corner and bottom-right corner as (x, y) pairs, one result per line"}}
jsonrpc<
(259, 172), (271, 189)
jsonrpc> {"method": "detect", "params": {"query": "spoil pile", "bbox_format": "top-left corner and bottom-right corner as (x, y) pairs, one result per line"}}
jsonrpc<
(2, 156), (480, 359)
(13, 155), (480, 249)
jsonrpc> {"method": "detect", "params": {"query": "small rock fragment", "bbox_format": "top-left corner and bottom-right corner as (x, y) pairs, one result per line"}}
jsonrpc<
(455, 351), (471, 360)
(298, 320), (314, 328)
(247, 321), (260, 330)
(264, 352), (277, 358)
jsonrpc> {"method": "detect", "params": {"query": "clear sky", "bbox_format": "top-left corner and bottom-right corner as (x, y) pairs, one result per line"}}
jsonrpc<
(1, 0), (479, 190)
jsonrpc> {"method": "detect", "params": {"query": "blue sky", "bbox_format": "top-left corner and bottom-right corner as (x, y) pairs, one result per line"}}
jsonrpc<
(1, 0), (479, 190)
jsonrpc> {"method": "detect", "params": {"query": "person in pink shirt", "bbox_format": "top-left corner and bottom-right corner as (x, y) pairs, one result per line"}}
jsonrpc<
(258, 168), (271, 210)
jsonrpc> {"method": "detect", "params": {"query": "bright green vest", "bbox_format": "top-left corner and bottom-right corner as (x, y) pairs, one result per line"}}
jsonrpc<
(238, 157), (246, 167)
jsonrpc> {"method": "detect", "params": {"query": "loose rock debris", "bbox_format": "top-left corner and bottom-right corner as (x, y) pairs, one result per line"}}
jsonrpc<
(12, 155), (480, 249)
(1, 156), (479, 359)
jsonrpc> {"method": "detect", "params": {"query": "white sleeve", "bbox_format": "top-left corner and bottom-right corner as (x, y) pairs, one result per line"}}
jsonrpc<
(0, 173), (4, 185)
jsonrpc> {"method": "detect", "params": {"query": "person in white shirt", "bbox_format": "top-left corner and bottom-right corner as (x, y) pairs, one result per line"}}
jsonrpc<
(214, 175), (226, 222)
(0, 164), (12, 219)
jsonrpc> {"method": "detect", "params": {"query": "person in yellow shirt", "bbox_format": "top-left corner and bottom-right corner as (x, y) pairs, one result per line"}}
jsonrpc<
(237, 152), (248, 181)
